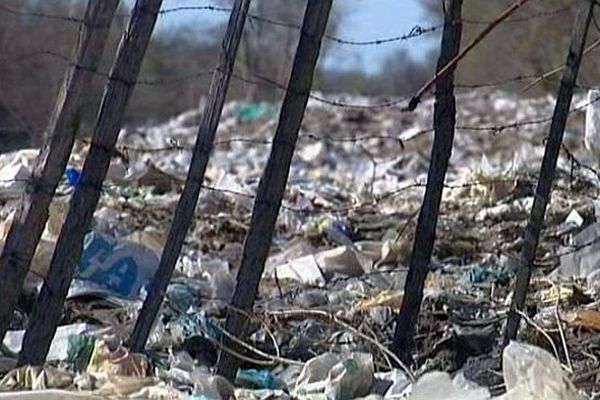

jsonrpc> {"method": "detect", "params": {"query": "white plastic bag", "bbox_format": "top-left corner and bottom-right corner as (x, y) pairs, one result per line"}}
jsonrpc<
(407, 371), (490, 400)
(499, 341), (583, 400)
(585, 89), (600, 160)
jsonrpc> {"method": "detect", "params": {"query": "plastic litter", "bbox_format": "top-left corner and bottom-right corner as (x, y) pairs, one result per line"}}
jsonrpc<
(238, 102), (275, 123)
(466, 265), (511, 285)
(0, 149), (37, 199)
(294, 353), (374, 400)
(553, 222), (600, 284)
(356, 290), (404, 311)
(372, 369), (410, 398)
(66, 335), (96, 373)
(0, 366), (73, 391)
(406, 371), (489, 400)
(3, 323), (95, 362)
(500, 341), (583, 400)
(585, 89), (600, 159)
(86, 340), (148, 378)
(69, 231), (160, 300)
(93, 375), (157, 397)
(192, 373), (235, 400)
(65, 167), (81, 187)
(268, 241), (387, 286)
(236, 369), (285, 390)
(3, 92), (600, 398)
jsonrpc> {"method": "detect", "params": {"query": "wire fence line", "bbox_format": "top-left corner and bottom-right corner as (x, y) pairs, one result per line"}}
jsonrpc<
(0, 3), (440, 46)
(0, 76), (594, 149)
(0, 46), (597, 113)
(0, 0), (599, 374)
(109, 91), (600, 155)
(0, 1), (596, 113)
(0, 2), (575, 46)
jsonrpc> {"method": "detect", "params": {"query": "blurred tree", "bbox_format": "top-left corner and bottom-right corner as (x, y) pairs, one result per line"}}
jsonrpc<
(422, 0), (599, 93)
(12, 1), (578, 152)
(0, 0), (347, 152)
(0, 0), (128, 149)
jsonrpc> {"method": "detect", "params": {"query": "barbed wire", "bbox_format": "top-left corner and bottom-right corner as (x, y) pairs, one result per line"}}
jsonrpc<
(454, 92), (600, 136)
(0, 4), (595, 212)
(0, 159), (591, 218)
(0, 3), (439, 47)
(0, 2), (574, 48)
(1, 147), (596, 301)
(1, 74), (593, 144)
(116, 132), (411, 155)
(3, 39), (598, 114)
(107, 92), (600, 157)
(0, 177), (511, 218)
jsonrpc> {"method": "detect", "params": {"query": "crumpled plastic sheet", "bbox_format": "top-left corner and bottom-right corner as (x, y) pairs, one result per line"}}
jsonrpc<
(294, 353), (374, 400)
(499, 341), (584, 400)
(86, 340), (148, 379)
(402, 341), (583, 400)
(0, 366), (73, 391)
(554, 221), (600, 285)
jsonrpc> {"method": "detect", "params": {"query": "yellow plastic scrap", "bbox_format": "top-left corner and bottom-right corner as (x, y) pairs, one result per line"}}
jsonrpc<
(0, 366), (73, 391)
(469, 171), (517, 205)
(86, 340), (148, 378)
(356, 290), (404, 311)
(534, 285), (573, 306)
(425, 273), (456, 290)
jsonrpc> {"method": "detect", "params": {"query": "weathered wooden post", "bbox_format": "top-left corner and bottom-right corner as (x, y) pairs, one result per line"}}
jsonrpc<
(392, 0), (463, 363)
(18, 0), (164, 366)
(505, 0), (595, 341)
(216, 0), (334, 381)
(0, 0), (119, 342)
(129, 0), (252, 352)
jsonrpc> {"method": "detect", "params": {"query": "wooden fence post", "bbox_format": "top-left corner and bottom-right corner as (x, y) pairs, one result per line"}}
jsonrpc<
(0, 0), (119, 342)
(128, 0), (252, 352)
(18, 0), (164, 366)
(392, 0), (463, 363)
(216, 0), (334, 381)
(505, 0), (595, 342)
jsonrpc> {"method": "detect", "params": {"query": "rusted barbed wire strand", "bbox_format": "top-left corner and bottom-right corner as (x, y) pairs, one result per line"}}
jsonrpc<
(0, 2), (573, 46)
(4, 46), (598, 111)
(0, 48), (567, 92)
(0, 3), (439, 46)
(64, 92), (600, 156)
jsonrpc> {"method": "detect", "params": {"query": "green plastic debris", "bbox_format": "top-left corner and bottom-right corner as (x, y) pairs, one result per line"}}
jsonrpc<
(236, 368), (285, 390)
(466, 265), (511, 285)
(238, 102), (274, 123)
(67, 334), (96, 372)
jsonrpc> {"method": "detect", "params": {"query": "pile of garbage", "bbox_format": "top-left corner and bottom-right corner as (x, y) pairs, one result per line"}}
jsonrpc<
(1, 87), (600, 399)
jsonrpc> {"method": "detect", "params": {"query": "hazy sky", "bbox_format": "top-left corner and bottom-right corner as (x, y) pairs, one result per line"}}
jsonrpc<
(155, 0), (437, 74)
